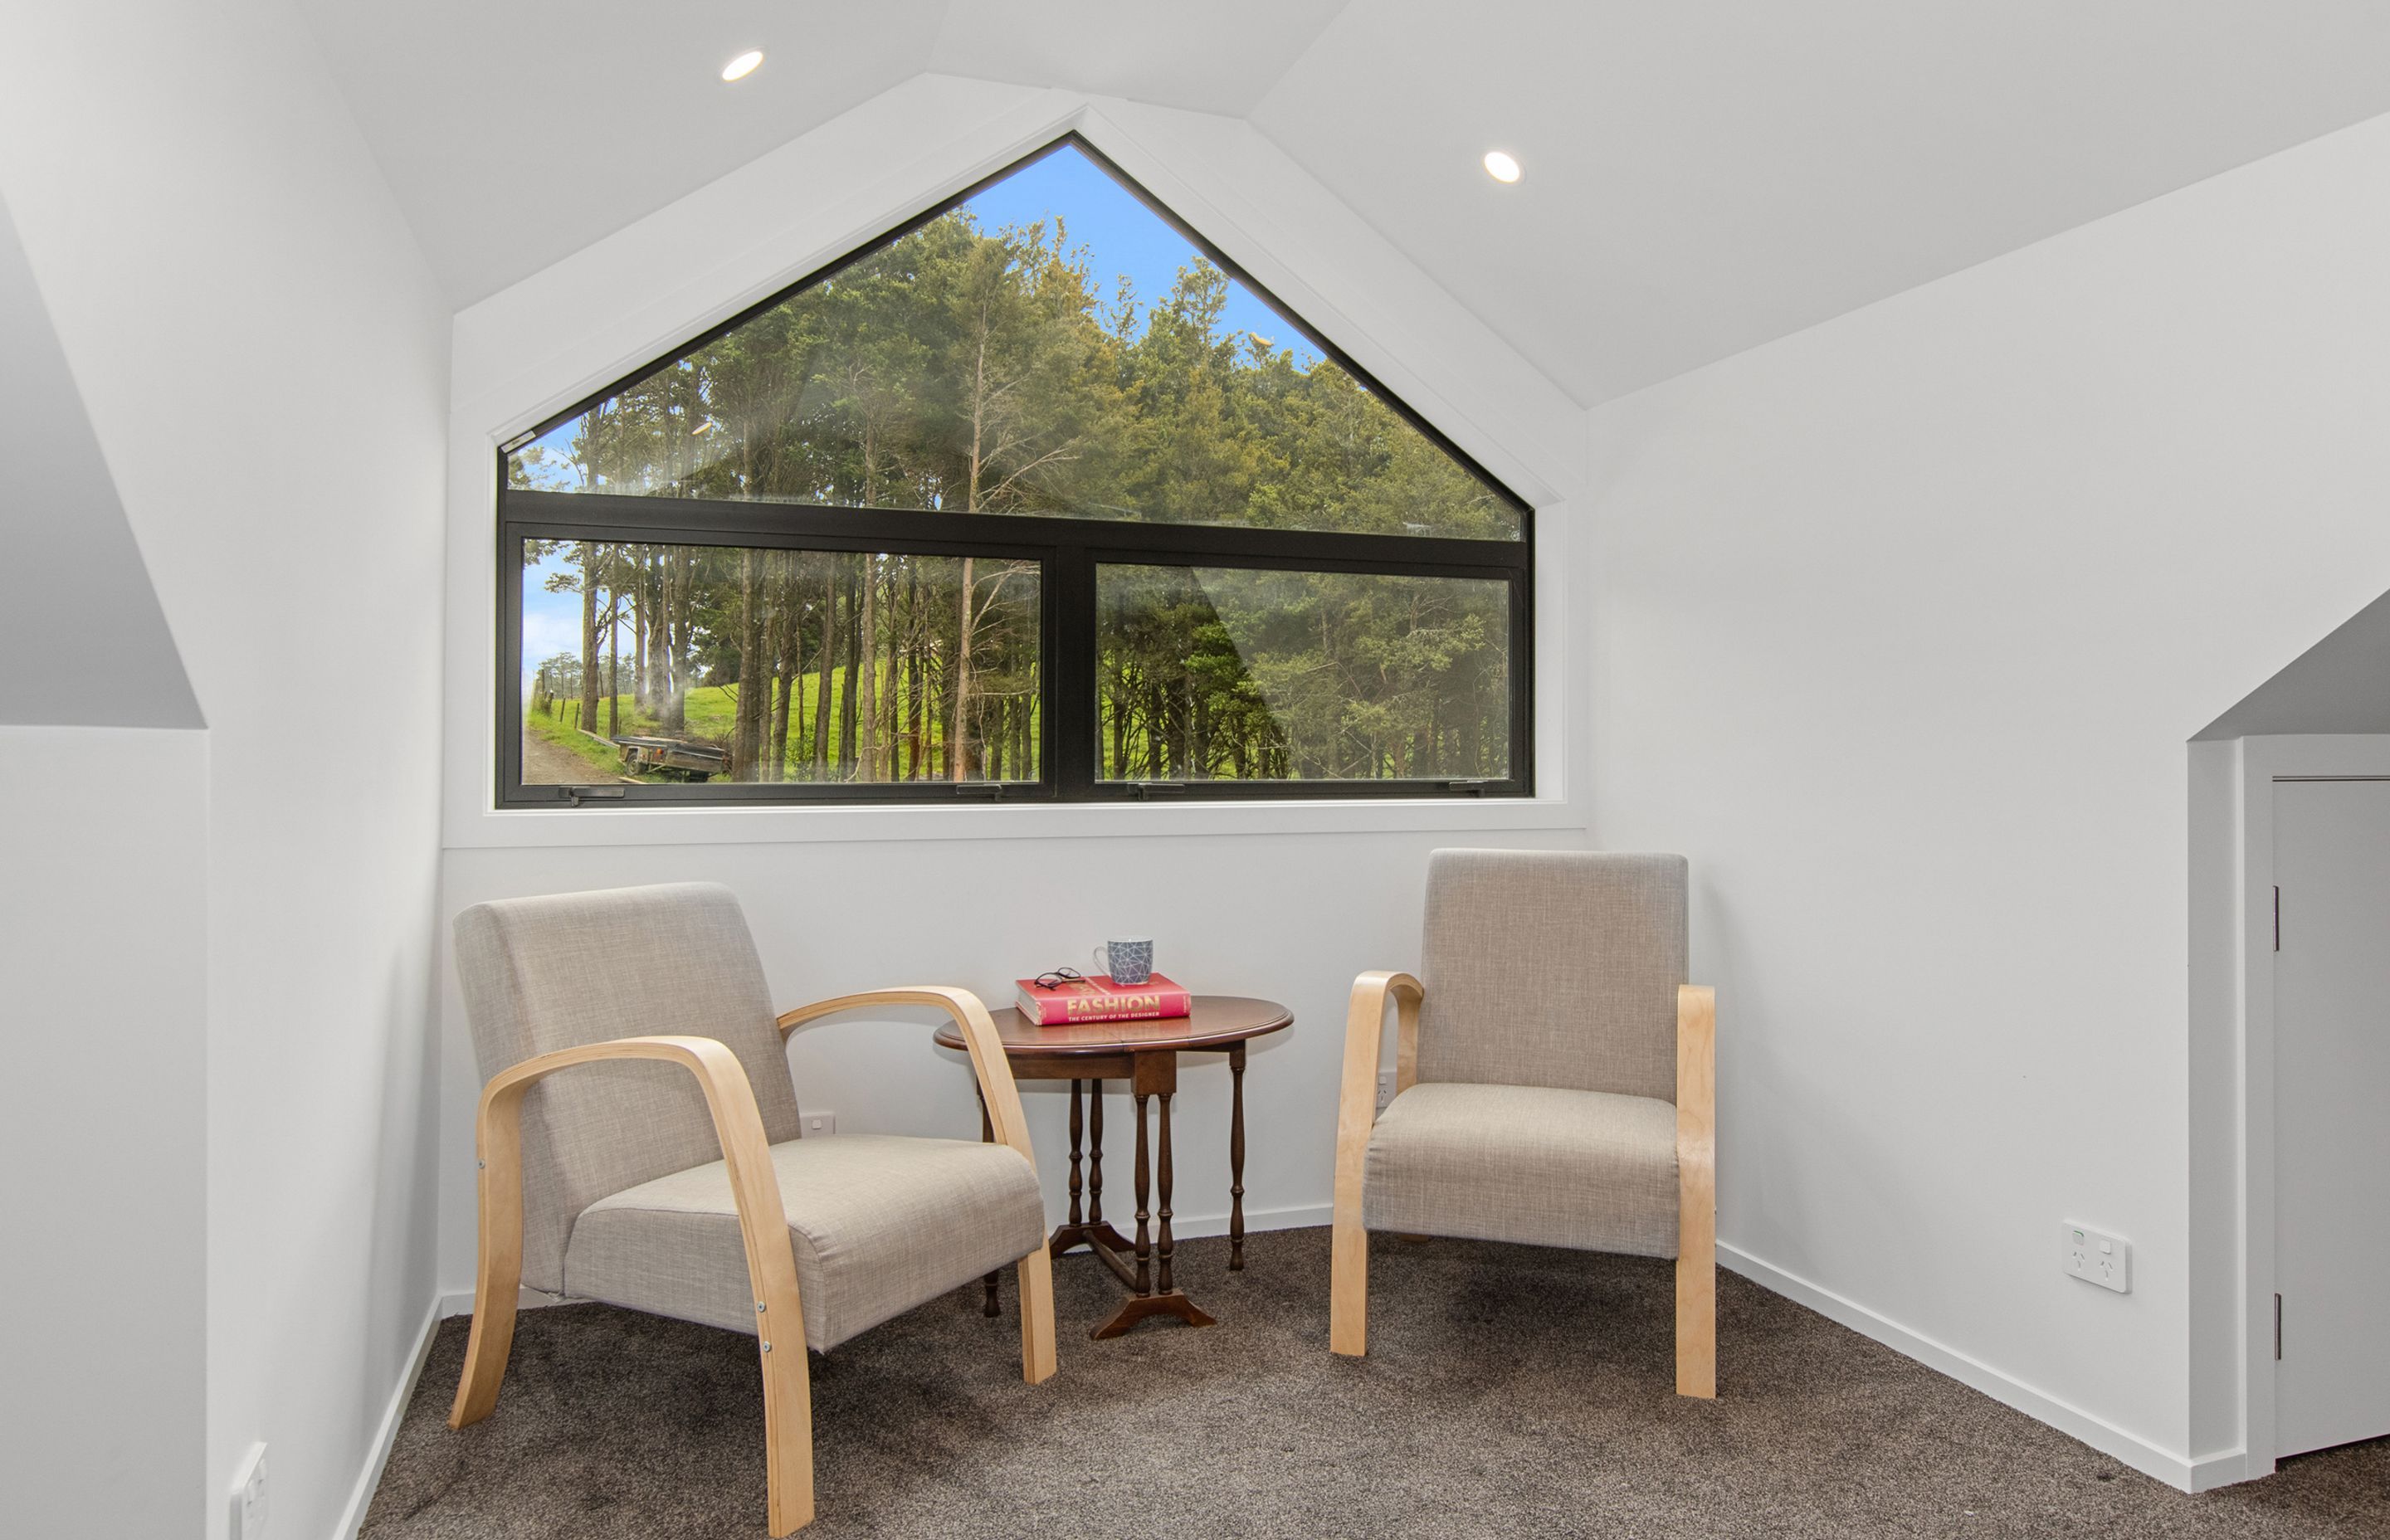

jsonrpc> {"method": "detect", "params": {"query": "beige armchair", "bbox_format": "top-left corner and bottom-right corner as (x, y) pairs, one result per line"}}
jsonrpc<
(448, 882), (1056, 1535)
(1329, 850), (1716, 1396)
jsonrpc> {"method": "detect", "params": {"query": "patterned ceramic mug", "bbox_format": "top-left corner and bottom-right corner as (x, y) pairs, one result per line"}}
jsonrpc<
(1092, 938), (1155, 986)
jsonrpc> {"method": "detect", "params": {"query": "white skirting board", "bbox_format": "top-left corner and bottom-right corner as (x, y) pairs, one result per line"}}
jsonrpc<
(1719, 1242), (2212, 1492)
(329, 1297), (445, 1540)
(1139, 1201), (1333, 1241)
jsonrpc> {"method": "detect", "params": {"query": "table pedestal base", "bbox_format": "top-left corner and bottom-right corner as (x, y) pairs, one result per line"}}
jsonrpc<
(1092, 1289), (1217, 1338)
(1050, 1219), (1134, 1259)
(953, 1006), (1286, 1341)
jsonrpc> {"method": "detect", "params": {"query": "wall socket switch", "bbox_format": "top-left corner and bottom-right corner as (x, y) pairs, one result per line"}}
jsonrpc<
(2062, 1223), (2130, 1294)
(1375, 1070), (1396, 1110)
(804, 1110), (836, 1137)
(232, 1444), (268, 1540)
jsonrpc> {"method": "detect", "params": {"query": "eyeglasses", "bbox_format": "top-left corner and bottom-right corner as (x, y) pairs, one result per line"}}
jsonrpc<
(1033, 967), (1087, 988)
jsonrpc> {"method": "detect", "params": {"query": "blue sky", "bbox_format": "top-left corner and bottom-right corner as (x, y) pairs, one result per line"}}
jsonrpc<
(962, 142), (1323, 368)
(519, 144), (1329, 692)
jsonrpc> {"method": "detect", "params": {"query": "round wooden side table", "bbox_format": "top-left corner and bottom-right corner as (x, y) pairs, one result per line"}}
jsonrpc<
(934, 996), (1294, 1338)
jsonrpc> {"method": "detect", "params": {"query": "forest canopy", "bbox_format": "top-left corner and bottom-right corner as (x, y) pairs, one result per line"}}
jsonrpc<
(509, 148), (1519, 542)
(511, 142), (1519, 792)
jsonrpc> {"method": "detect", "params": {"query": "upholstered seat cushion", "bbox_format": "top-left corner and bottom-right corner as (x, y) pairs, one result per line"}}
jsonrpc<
(564, 1133), (1046, 1352)
(1363, 1082), (1680, 1258)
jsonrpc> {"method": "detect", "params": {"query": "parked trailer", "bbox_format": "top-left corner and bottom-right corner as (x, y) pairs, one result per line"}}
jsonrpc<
(612, 735), (728, 782)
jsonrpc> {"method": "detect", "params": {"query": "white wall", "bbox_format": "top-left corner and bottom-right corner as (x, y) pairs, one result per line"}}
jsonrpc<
(433, 79), (1594, 1296)
(1584, 110), (2390, 1484)
(0, 729), (208, 1538)
(0, 4), (452, 1535)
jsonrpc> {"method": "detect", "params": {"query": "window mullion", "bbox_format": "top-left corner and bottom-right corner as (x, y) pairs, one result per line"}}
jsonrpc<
(1050, 542), (1098, 801)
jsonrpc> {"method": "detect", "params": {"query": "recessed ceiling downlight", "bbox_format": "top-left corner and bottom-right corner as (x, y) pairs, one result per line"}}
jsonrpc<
(722, 49), (764, 82)
(1482, 149), (1521, 183)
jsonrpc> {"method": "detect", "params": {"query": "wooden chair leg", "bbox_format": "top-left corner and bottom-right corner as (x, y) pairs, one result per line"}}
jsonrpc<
(759, 1326), (814, 1535)
(1017, 1245), (1057, 1383)
(1675, 1243), (1715, 1399)
(1331, 972), (1416, 1357)
(1675, 982), (1716, 1399)
(1329, 1216), (1368, 1356)
(450, 1124), (525, 1427)
(446, 1266), (520, 1427)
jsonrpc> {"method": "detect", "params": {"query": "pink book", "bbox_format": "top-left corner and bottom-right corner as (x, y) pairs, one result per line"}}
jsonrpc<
(1014, 972), (1193, 1025)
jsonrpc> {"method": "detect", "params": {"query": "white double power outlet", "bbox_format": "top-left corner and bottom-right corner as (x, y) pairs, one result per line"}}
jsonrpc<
(231, 1444), (268, 1540)
(2062, 1222), (2130, 1294)
(804, 1110), (836, 1137)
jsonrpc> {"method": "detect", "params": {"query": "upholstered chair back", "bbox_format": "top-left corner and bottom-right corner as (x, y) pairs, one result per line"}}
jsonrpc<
(1413, 850), (1688, 1102)
(452, 882), (805, 1294)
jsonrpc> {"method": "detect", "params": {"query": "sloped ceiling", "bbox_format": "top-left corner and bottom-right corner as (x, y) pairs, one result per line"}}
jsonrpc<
(301, 0), (1347, 307)
(0, 194), (201, 729)
(2197, 586), (2390, 740)
(1249, 1), (2390, 406)
(302, 1), (2390, 406)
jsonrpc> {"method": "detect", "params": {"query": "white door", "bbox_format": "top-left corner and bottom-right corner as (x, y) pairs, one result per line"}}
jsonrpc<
(2275, 777), (2390, 1458)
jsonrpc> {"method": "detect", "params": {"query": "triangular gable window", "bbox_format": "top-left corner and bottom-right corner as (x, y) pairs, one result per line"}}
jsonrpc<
(510, 139), (1519, 539)
(501, 135), (1532, 804)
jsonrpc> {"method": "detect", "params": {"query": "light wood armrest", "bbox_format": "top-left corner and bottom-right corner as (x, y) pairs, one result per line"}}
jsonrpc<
(451, 1035), (806, 1426)
(777, 988), (1036, 1167)
(1335, 972), (1423, 1162)
(1330, 970), (1422, 1355)
(1676, 984), (1716, 1397)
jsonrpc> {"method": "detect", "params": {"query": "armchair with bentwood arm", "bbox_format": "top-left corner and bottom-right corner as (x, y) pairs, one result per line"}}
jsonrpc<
(1329, 850), (1717, 1397)
(448, 882), (1056, 1536)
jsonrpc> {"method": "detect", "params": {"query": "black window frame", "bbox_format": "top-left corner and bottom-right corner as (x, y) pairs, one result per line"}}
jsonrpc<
(495, 133), (1534, 809)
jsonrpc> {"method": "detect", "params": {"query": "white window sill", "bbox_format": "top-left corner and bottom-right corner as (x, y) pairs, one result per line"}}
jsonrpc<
(442, 793), (1584, 850)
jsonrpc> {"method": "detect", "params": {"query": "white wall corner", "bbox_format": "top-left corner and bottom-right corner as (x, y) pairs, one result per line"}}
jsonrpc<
(329, 1296), (446, 1540)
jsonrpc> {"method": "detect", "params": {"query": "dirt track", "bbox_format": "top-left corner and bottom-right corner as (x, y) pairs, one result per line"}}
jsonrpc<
(520, 729), (606, 787)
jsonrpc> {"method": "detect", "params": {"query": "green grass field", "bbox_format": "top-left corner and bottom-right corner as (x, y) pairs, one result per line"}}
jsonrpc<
(528, 666), (1040, 781)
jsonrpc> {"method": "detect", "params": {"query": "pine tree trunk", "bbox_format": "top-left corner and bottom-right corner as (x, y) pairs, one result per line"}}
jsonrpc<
(838, 570), (861, 778)
(767, 558), (793, 782)
(606, 594), (620, 739)
(811, 561), (836, 778)
(576, 541), (601, 736)
(949, 558), (976, 781)
(856, 556), (879, 782)
(732, 549), (766, 779)
(661, 551), (690, 734)
(633, 549), (651, 714)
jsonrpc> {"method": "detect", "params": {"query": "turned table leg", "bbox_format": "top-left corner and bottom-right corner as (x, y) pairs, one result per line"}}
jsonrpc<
(1066, 1079), (1085, 1230)
(1229, 1041), (1247, 1271)
(1156, 1089), (1177, 1297)
(1088, 1080), (1105, 1230)
(1131, 1089), (1153, 1296)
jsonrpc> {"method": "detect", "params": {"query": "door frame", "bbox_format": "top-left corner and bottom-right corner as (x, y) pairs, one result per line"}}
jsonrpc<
(2227, 733), (2390, 1478)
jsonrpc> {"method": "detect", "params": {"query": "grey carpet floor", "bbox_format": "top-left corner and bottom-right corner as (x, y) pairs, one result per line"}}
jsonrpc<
(363, 1228), (2388, 1538)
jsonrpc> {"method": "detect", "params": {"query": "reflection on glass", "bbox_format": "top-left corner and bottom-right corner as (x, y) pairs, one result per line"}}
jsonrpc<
(519, 540), (1039, 787)
(1096, 565), (1509, 783)
(506, 143), (1518, 540)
